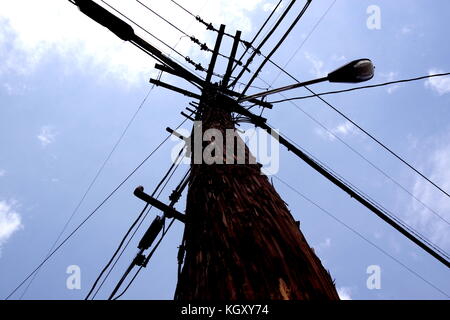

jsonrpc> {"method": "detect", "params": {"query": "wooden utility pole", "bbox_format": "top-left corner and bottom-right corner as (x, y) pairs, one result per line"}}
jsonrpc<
(174, 26), (339, 300)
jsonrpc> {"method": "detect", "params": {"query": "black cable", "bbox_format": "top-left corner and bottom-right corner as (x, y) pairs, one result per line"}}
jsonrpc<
(90, 151), (187, 299)
(274, 127), (450, 261)
(85, 203), (149, 300)
(268, 72), (450, 103)
(240, 0), (312, 96)
(229, 0), (297, 88)
(112, 217), (177, 300)
(110, 168), (190, 300)
(231, 0), (283, 75)
(18, 86), (155, 299)
(245, 69), (450, 226)
(270, 0), (337, 86)
(4, 118), (188, 300)
(86, 148), (185, 299)
(100, 0), (206, 81)
(110, 169), (190, 300)
(137, 0), (241, 64)
(169, 0), (233, 38)
(289, 97), (450, 225)
(273, 175), (449, 298)
(249, 51), (450, 201)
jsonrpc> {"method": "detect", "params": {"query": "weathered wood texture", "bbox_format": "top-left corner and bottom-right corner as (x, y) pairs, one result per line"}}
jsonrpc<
(175, 96), (339, 300)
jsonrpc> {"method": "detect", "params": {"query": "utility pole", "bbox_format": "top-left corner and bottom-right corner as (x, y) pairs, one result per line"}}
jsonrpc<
(174, 26), (339, 300)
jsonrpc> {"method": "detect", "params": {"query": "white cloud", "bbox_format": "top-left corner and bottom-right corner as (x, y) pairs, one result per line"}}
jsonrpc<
(407, 134), (450, 250)
(37, 126), (56, 147)
(425, 69), (450, 95)
(0, 0), (261, 86)
(337, 287), (352, 300)
(380, 71), (400, 94)
(316, 237), (332, 250)
(401, 26), (412, 35)
(315, 121), (358, 142)
(0, 169), (5, 177)
(331, 54), (346, 62)
(334, 121), (355, 136)
(0, 200), (23, 255)
(262, 1), (283, 12)
(2, 82), (29, 96)
(304, 52), (325, 78)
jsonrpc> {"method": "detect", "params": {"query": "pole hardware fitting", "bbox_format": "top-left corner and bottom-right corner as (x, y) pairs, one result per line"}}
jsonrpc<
(134, 186), (187, 223)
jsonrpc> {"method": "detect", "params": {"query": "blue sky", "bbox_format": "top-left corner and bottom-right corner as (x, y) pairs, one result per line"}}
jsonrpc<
(0, 0), (449, 300)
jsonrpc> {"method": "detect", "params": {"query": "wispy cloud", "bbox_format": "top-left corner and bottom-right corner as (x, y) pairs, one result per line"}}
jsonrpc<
(425, 69), (450, 95)
(315, 121), (358, 142)
(401, 26), (412, 35)
(316, 237), (332, 250)
(0, 200), (23, 256)
(407, 133), (450, 250)
(0, 169), (5, 177)
(37, 126), (56, 147)
(304, 52), (325, 78)
(262, 1), (283, 12)
(337, 287), (352, 300)
(380, 71), (401, 94)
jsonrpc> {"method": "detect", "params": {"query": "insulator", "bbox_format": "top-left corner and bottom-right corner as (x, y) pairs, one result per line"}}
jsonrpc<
(138, 216), (163, 250)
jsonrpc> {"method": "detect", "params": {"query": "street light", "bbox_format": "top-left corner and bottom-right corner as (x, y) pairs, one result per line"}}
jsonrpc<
(239, 58), (375, 102)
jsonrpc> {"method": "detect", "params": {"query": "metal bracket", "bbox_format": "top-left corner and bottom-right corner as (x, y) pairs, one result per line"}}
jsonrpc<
(134, 186), (187, 223)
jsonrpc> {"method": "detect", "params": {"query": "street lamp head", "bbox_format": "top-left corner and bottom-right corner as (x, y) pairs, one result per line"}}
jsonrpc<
(327, 59), (375, 83)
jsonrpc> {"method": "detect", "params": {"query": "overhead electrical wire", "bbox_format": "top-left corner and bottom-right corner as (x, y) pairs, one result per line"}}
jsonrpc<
(61, 0), (450, 298)
(99, 0), (206, 82)
(245, 72), (450, 226)
(231, 0), (283, 75)
(272, 127), (450, 263)
(238, 27), (450, 202)
(232, 1), (449, 225)
(269, 0), (337, 85)
(240, 0), (312, 96)
(169, 0), (235, 38)
(264, 60), (450, 200)
(268, 72), (450, 103)
(273, 175), (449, 298)
(93, 167), (190, 300)
(229, 0), (297, 88)
(109, 169), (191, 300)
(136, 0), (237, 63)
(89, 149), (187, 299)
(112, 217), (176, 300)
(4, 117), (189, 300)
(18, 86), (156, 300)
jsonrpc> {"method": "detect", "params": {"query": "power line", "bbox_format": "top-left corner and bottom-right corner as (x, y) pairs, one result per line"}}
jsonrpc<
(240, 0), (312, 96)
(4, 117), (188, 300)
(231, 0), (283, 75)
(270, 0), (337, 86)
(99, 0), (207, 80)
(89, 149), (186, 299)
(249, 52), (450, 202)
(268, 72), (450, 103)
(239, 67), (450, 230)
(273, 127), (450, 262)
(109, 169), (190, 300)
(229, 0), (297, 88)
(112, 217), (177, 300)
(112, 169), (191, 300)
(169, 0), (234, 38)
(18, 84), (155, 300)
(273, 175), (449, 298)
(85, 203), (149, 300)
(136, 0), (242, 65)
